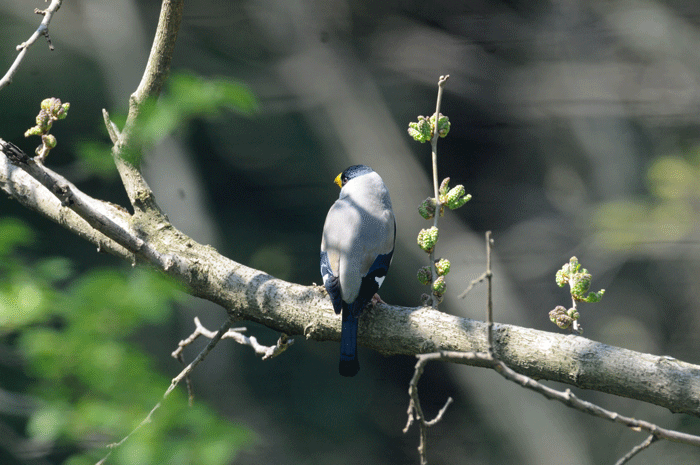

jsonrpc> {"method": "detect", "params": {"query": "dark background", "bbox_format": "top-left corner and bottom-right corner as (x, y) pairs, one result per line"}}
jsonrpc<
(2, 0), (700, 464)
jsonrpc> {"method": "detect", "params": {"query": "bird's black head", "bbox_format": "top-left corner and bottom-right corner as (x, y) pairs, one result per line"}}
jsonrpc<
(335, 165), (374, 187)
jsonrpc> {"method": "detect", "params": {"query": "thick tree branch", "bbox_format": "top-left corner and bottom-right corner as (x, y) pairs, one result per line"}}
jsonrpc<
(1, 144), (699, 418)
(0, 145), (131, 260)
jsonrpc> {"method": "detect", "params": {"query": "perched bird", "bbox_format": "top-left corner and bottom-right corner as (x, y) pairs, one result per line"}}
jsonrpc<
(320, 165), (396, 377)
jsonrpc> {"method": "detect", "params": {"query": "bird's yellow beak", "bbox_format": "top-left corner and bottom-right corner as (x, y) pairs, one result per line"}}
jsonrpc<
(334, 173), (343, 188)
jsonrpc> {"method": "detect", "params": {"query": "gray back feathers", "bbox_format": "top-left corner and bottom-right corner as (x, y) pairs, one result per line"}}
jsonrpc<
(321, 171), (395, 303)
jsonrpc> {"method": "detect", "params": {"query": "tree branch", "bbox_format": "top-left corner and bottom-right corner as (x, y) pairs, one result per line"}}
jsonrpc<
(171, 317), (293, 404)
(110, 0), (184, 212)
(1, 142), (699, 418)
(0, 0), (63, 91)
(172, 316), (293, 362)
(414, 351), (700, 450)
(0, 142), (132, 259)
(1, 0), (699, 428)
(615, 435), (659, 465)
(428, 75), (448, 308)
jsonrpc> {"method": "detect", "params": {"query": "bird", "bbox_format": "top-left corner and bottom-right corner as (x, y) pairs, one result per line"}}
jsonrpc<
(320, 165), (396, 377)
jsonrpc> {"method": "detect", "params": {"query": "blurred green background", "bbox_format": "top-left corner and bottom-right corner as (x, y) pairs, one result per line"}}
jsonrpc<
(2, 0), (700, 464)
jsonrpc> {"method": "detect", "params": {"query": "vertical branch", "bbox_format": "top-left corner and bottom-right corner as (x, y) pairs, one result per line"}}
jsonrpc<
(403, 354), (454, 465)
(428, 75), (450, 307)
(429, 76), (449, 203)
(108, 0), (184, 212)
(485, 231), (494, 353)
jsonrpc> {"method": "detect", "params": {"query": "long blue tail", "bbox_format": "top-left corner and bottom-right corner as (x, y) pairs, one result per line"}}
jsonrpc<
(339, 306), (360, 377)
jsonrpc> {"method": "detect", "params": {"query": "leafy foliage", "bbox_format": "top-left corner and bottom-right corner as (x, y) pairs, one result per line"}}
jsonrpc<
(0, 218), (252, 465)
(72, 71), (259, 172)
(133, 72), (258, 154)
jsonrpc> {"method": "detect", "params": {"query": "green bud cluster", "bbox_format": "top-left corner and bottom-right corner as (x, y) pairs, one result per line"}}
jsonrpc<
(417, 226), (439, 253)
(417, 257), (452, 302)
(445, 184), (471, 209)
(417, 266), (432, 285)
(43, 134), (57, 149)
(432, 276), (446, 297)
(556, 257), (605, 303)
(417, 258), (451, 282)
(407, 116), (433, 143)
(41, 97), (70, 120)
(407, 113), (451, 143)
(434, 113), (450, 138)
(549, 306), (575, 330)
(24, 98), (70, 161)
(434, 258), (450, 276)
(418, 197), (441, 220)
(438, 177), (471, 210)
(551, 257), (605, 332)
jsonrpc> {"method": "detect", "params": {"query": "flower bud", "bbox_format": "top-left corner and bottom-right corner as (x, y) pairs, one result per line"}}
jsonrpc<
(445, 185), (471, 210)
(434, 258), (451, 276)
(417, 226), (439, 253)
(418, 197), (436, 220)
(417, 266), (432, 285)
(43, 134), (57, 149)
(432, 276), (446, 296)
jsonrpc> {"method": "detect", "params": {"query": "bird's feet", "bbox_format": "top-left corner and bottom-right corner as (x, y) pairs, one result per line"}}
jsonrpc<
(371, 293), (385, 306)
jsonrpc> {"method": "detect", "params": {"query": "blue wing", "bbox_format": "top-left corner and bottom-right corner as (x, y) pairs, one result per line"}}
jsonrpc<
(348, 249), (394, 317)
(320, 250), (342, 314)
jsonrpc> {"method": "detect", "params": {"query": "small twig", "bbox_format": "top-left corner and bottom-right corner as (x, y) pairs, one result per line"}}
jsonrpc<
(171, 316), (293, 405)
(164, 318), (234, 398)
(174, 352), (196, 406)
(171, 316), (294, 403)
(615, 434), (659, 465)
(173, 316), (294, 363)
(457, 272), (487, 299)
(0, 0), (63, 91)
(458, 232), (494, 348)
(428, 75), (450, 308)
(411, 351), (700, 450)
(458, 231), (493, 300)
(95, 317), (235, 465)
(102, 109), (121, 145)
